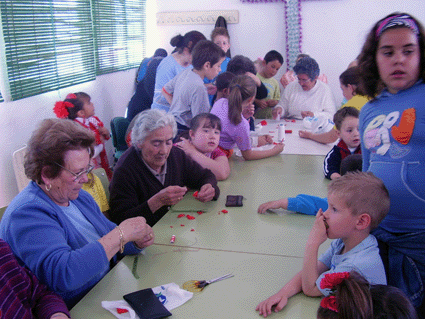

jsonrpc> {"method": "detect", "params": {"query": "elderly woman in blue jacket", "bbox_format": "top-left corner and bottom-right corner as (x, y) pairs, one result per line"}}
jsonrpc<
(0, 118), (155, 308)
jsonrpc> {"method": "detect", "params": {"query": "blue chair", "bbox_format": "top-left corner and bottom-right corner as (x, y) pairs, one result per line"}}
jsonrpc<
(110, 117), (130, 163)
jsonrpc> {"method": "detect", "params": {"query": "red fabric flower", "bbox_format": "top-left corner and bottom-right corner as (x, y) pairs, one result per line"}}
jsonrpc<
(191, 228), (195, 232)
(320, 296), (338, 312)
(66, 93), (77, 99)
(320, 272), (350, 289)
(260, 120), (268, 126)
(180, 224), (185, 227)
(197, 211), (203, 215)
(177, 214), (186, 218)
(117, 308), (129, 314)
(53, 101), (74, 118)
(221, 209), (228, 214)
(187, 215), (195, 220)
(193, 191), (199, 197)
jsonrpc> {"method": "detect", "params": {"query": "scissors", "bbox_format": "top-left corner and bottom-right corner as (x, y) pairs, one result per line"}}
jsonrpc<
(183, 273), (234, 292)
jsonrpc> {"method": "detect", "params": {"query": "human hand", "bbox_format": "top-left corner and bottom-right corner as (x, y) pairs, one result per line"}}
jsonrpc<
(301, 111), (314, 118)
(245, 72), (262, 87)
(266, 99), (277, 107)
(155, 186), (188, 207)
(195, 183), (215, 202)
(298, 130), (313, 140)
(273, 142), (285, 153)
(257, 134), (274, 146)
(242, 103), (255, 119)
(307, 209), (328, 246)
(258, 199), (287, 214)
(256, 293), (288, 318)
(98, 126), (110, 139)
(119, 217), (153, 246)
(256, 99), (268, 109)
(50, 313), (70, 319)
(272, 107), (282, 120)
(175, 137), (196, 156)
(280, 75), (290, 88)
(205, 83), (217, 95)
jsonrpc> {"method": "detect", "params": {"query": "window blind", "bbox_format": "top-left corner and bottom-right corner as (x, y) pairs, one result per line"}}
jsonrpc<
(0, 0), (95, 101)
(92, 0), (146, 75)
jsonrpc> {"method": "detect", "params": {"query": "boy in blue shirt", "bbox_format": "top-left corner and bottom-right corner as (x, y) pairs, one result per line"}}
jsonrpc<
(163, 40), (225, 132)
(256, 172), (390, 317)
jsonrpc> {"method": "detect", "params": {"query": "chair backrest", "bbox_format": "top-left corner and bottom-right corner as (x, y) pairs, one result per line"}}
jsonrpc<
(110, 117), (130, 161)
(12, 146), (30, 192)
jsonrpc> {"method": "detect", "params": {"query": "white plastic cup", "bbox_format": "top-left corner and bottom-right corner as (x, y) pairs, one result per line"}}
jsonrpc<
(277, 123), (285, 142)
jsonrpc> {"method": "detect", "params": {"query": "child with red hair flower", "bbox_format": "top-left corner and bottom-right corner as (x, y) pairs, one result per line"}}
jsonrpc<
(54, 92), (112, 180)
(317, 271), (417, 319)
(256, 172), (390, 318)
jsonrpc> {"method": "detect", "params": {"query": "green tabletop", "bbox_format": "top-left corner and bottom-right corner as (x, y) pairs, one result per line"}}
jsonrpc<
(154, 155), (331, 257)
(71, 154), (329, 318)
(70, 245), (321, 319)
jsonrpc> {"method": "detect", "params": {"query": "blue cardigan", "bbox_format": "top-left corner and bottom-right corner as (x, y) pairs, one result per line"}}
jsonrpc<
(0, 181), (141, 308)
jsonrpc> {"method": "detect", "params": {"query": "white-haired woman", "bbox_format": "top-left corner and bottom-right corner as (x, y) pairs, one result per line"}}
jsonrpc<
(109, 109), (220, 226)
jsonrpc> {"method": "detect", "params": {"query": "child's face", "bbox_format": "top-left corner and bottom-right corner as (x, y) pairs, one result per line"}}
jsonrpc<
(337, 116), (360, 149)
(82, 98), (95, 118)
(322, 192), (358, 240)
(213, 35), (230, 53)
(205, 57), (225, 80)
(340, 81), (355, 101)
(376, 27), (420, 94)
(241, 96), (255, 112)
(189, 120), (220, 154)
(263, 60), (282, 78)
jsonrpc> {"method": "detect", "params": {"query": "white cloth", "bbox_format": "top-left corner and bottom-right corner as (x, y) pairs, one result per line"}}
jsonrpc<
(101, 282), (193, 319)
(275, 80), (336, 121)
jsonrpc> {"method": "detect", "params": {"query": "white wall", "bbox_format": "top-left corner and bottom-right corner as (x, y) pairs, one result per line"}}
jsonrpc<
(0, 0), (424, 207)
(0, 70), (137, 207)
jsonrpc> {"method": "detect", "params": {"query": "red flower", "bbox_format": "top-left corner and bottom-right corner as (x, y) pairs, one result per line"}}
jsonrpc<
(187, 215), (195, 220)
(197, 211), (203, 215)
(53, 101), (74, 118)
(66, 93), (77, 99)
(193, 191), (198, 197)
(320, 272), (350, 289)
(320, 296), (338, 312)
(177, 214), (186, 218)
(260, 120), (268, 126)
(221, 209), (228, 214)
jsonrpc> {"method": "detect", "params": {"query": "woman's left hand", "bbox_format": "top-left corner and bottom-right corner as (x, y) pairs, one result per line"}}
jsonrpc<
(301, 111), (314, 118)
(195, 183), (215, 202)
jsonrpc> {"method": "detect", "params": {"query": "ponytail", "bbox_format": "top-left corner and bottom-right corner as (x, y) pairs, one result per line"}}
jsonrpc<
(227, 75), (256, 126)
(170, 30), (206, 54)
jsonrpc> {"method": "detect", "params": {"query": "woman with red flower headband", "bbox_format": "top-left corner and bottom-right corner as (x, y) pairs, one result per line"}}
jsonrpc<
(54, 92), (112, 180)
(317, 271), (417, 319)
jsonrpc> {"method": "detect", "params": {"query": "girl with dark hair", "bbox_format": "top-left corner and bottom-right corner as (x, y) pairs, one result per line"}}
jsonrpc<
(357, 12), (425, 313)
(210, 75), (284, 160)
(175, 113), (230, 180)
(317, 271), (418, 319)
(54, 92), (112, 180)
(151, 30), (206, 112)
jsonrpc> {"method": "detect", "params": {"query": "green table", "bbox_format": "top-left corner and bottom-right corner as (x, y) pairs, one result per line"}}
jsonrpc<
(70, 245), (321, 319)
(70, 154), (330, 318)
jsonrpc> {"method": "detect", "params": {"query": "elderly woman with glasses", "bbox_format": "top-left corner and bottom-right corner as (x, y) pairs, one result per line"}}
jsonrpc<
(109, 109), (220, 226)
(0, 118), (155, 308)
(272, 56), (336, 121)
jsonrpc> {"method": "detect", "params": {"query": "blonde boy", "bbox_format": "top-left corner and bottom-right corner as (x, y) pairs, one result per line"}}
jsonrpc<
(256, 172), (390, 317)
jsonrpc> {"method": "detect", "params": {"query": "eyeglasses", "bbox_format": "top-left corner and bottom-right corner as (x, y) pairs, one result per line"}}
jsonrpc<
(55, 163), (94, 182)
(297, 77), (311, 84)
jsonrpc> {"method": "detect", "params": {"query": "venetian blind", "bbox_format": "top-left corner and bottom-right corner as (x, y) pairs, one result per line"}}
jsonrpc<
(0, 0), (95, 101)
(92, 0), (146, 75)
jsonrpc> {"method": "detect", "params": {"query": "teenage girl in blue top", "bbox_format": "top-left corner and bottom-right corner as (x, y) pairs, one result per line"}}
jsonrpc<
(357, 12), (425, 312)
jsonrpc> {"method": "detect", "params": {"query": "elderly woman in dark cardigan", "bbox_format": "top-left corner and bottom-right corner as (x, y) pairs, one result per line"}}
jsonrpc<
(109, 109), (220, 226)
(0, 119), (154, 308)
